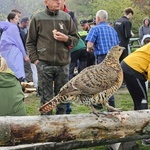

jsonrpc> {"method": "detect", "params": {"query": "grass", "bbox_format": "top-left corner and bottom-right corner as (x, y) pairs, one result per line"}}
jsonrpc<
(24, 87), (150, 150)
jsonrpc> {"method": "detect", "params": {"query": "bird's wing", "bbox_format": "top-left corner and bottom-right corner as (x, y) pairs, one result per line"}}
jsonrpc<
(59, 65), (119, 95)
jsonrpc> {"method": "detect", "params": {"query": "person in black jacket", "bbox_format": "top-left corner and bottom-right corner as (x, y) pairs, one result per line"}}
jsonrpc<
(114, 7), (134, 62)
(19, 17), (33, 82)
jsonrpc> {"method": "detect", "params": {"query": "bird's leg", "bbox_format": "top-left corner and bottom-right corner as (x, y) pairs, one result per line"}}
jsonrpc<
(104, 102), (122, 112)
(89, 105), (99, 117)
(89, 105), (108, 117)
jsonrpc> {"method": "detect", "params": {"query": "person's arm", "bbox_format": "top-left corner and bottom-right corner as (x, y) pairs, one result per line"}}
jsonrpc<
(8, 25), (28, 61)
(26, 17), (38, 63)
(124, 21), (132, 39)
(87, 41), (94, 52)
(65, 16), (79, 47)
(139, 26), (144, 40)
(53, 16), (79, 48)
(85, 27), (96, 52)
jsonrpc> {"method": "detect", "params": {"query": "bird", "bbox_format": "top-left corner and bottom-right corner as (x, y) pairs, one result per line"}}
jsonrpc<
(39, 45), (124, 115)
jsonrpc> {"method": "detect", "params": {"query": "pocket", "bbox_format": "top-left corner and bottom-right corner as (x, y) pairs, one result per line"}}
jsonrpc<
(37, 48), (46, 53)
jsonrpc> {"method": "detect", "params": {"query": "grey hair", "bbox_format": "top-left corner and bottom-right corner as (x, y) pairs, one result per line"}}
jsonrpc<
(96, 10), (108, 21)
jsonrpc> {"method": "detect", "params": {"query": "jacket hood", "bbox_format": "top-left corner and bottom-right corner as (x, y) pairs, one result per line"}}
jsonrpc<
(143, 17), (150, 25)
(0, 72), (18, 88)
(141, 34), (150, 45)
(0, 21), (9, 31)
(0, 21), (15, 31)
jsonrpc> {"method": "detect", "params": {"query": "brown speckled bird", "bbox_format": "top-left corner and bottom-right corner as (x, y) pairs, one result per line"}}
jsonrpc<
(39, 46), (124, 114)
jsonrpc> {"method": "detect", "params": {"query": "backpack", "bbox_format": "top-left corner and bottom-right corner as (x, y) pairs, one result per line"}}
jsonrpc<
(68, 11), (78, 29)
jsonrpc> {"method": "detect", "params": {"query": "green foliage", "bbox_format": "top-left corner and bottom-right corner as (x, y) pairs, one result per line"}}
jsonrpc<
(67, 0), (147, 35)
(0, 0), (148, 36)
(0, 0), (44, 20)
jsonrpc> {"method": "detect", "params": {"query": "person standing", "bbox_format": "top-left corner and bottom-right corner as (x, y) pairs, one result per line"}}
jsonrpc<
(19, 17), (30, 48)
(26, 0), (78, 115)
(121, 37), (150, 111)
(139, 17), (150, 41)
(86, 10), (119, 108)
(0, 12), (29, 82)
(19, 17), (33, 82)
(121, 36), (150, 146)
(79, 19), (95, 67)
(114, 7), (134, 62)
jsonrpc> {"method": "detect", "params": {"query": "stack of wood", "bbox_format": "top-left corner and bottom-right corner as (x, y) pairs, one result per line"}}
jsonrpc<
(21, 82), (36, 93)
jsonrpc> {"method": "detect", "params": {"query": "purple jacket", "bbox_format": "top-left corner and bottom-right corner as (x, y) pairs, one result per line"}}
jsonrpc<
(0, 21), (26, 79)
(0, 21), (26, 57)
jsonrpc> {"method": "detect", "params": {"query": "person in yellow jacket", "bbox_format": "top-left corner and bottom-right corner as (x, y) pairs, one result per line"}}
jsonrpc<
(0, 55), (27, 116)
(121, 41), (150, 110)
(121, 36), (150, 148)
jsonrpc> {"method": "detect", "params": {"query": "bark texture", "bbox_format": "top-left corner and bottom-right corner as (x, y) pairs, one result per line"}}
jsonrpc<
(0, 110), (150, 149)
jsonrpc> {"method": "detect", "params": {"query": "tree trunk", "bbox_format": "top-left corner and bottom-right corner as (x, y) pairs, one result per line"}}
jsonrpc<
(0, 110), (150, 149)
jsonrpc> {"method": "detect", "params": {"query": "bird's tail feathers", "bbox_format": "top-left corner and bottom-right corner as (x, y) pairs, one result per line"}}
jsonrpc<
(39, 94), (78, 113)
(39, 94), (64, 113)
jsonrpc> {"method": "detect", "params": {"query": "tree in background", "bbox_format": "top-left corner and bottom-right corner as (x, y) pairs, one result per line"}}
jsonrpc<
(0, 0), (44, 20)
(131, 0), (150, 15)
(0, 0), (149, 36)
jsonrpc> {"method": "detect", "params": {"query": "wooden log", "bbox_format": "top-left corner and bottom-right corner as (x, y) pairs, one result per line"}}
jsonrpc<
(0, 110), (150, 148)
(24, 88), (36, 93)
(21, 82), (34, 91)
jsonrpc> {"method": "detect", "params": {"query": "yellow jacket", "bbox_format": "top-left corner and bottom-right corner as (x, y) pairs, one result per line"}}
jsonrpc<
(123, 43), (150, 80)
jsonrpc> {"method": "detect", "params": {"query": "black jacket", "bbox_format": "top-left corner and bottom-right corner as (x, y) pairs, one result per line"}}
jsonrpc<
(114, 16), (132, 47)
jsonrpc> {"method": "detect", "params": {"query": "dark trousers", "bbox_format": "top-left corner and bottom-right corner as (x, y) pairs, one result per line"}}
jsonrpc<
(119, 46), (128, 62)
(37, 61), (68, 115)
(87, 52), (95, 66)
(69, 48), (87, 79)
(24, 60), (33, 82)
(124, 72), (148, 110)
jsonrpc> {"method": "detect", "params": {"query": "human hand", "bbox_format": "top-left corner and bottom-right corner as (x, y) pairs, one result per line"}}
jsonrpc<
(131, 31), (134, 37)
(34, 60), (39, 65)
(24, 55), (30, 62)
(52, 29), (68, 42)
(87, 41), (94, 53)
(87, 47), (94, 53)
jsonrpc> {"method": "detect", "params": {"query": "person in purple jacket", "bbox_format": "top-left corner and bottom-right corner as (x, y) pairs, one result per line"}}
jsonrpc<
(0, 12), (29, 82)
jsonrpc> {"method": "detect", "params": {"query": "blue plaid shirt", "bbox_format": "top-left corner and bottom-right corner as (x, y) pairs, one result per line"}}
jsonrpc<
(86, 22), (119, 56)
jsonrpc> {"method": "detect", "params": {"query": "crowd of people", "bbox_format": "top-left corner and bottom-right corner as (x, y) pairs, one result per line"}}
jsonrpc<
(0, 0), (150, 147)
